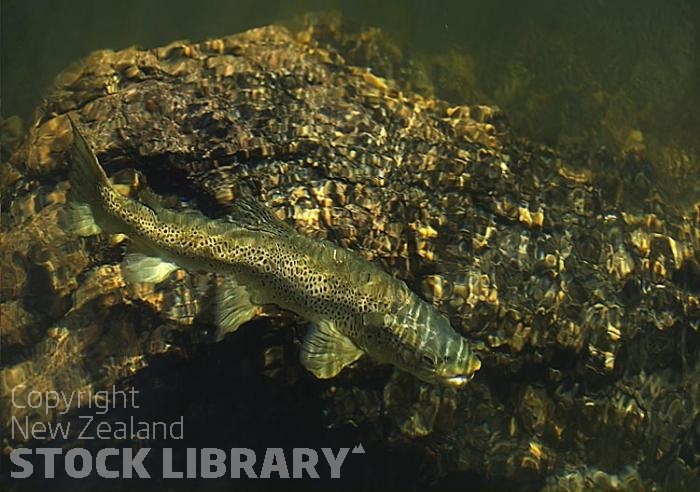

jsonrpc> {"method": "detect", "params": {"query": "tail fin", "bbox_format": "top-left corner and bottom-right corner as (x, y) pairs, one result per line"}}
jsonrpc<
(67, 115), (111, 201)
(63, 116), (112, 236)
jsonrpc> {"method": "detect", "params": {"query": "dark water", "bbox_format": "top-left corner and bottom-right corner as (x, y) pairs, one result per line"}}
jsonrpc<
(2, 1), (699, 490)
(2, 0), (699, 205)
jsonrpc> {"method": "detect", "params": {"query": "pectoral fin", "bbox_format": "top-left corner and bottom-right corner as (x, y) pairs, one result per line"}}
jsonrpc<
(300, 320), (364, 379)
(122, 253), (179, 284)
(215, 277), (260, 341)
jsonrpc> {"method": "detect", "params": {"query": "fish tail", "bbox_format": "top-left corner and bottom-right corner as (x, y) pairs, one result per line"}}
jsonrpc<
(63, 115), (114, 236)
(67, 115), (111, 202)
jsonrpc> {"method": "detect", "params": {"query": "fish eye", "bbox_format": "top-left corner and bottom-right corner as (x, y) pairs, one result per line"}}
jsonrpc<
(421, 354), (436, 367)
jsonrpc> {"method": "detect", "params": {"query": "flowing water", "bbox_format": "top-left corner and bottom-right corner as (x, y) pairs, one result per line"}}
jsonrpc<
(2, 1), (699, 490)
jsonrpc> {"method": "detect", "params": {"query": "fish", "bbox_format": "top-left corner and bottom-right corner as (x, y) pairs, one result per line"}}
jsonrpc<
(63, 116), (482, 387)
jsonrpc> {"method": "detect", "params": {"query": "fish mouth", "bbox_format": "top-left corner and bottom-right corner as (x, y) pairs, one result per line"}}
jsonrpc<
(445, 375), (470, 387)
(442, 355), (482, 387)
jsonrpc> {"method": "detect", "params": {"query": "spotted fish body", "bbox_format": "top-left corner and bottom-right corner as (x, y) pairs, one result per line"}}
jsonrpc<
(66, 118), (481, 386)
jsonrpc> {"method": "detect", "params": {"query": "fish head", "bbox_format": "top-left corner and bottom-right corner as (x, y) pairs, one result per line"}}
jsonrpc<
(363, 295), (481, 387)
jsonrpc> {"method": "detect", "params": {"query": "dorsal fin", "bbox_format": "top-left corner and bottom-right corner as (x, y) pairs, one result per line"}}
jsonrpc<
(132, 184), (293, 238)
(224, 191), (294, 237)
(150, 203), (215, 229)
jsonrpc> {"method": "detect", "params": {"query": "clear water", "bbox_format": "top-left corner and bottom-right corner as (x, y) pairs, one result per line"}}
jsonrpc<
(2, 1), (699, 490)
(3, 0), (699, 205)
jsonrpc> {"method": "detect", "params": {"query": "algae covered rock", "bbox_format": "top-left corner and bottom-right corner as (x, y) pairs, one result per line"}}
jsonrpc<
(1, 21), (699, 491)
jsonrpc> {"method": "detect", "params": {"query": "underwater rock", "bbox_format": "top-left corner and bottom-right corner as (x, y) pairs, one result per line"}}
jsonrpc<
(1, 21), (699, 490)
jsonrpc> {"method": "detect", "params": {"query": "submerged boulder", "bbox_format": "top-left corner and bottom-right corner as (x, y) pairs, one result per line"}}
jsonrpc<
(1, 21), (699, 490)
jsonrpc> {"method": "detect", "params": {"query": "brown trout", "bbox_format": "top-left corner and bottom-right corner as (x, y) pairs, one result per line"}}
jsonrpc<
(65, 117), (481, 386)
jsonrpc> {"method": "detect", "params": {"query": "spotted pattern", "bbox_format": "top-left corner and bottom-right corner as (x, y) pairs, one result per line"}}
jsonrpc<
(97, 180), (477, 383)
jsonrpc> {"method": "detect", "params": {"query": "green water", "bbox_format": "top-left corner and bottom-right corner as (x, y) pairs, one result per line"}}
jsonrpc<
(2, 2), (699, 490)
(1, 0), (697, 131)
(2, 0), (699, 203)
